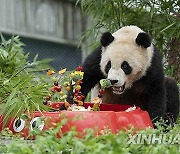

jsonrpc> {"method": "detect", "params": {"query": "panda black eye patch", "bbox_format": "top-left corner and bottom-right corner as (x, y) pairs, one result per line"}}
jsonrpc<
(121, 61), (132, 75)
(105, 61), (111, 74)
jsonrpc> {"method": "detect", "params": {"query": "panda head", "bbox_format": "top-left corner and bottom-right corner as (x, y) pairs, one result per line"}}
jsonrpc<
(100, 26), (154, 94)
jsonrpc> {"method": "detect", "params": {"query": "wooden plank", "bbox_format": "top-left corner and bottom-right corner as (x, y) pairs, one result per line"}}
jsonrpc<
(6, 0), (15, 29)
(63, 2), (67, 39)
(26, 0), (34, 33)
(0, 0), (87, 44)
(14, 0), (26, 32)
(66, 2), (73, 40)
(73, 7), (82, 41)
(0, 0), (6, 28)
(57, 1), (64, 38)
(33, 1), (57, 36)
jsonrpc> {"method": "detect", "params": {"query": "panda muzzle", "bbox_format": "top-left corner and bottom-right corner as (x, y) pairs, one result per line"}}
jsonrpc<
(112, 83), (125, 94)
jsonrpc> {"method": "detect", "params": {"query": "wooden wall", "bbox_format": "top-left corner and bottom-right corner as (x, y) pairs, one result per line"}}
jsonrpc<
(0, 0), (89, 45)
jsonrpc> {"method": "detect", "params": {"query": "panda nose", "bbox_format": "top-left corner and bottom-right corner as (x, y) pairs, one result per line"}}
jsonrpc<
(110, 80), (118, 85)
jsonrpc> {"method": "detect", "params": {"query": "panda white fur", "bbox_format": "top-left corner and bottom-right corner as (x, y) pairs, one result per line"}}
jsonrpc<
(68, 26), (180, 126)
(100, 26), (153, 94)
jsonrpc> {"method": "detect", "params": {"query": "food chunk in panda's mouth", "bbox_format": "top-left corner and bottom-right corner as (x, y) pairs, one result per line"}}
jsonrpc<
(112, 84), (125, 94)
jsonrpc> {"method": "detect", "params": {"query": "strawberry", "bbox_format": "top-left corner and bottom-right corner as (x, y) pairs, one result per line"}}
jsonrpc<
(76, 66), (83, 71)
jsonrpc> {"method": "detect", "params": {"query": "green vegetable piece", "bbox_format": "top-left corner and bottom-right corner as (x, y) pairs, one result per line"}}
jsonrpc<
(72, 74), (81, 82)
(100, 79), (111, 89)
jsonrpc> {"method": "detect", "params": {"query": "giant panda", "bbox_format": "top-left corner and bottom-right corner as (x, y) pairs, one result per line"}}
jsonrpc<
(69, 26), (180, 126)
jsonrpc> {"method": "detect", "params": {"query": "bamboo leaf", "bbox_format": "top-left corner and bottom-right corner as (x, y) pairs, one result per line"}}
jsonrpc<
(0, 33), (7, 48)
(2, 103), (17, 128)
(6, 89), (17, 104)
(160, 23), (175, 33)
(7, 35), (14, 53)
(33, 54), (39, 62)
(39, 58), (53, 64)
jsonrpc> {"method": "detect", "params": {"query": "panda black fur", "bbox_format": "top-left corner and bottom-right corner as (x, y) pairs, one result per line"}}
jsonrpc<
(70, 26), (180, 125)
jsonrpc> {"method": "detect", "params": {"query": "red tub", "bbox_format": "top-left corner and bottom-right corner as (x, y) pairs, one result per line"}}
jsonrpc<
(0, 102), (153, 137)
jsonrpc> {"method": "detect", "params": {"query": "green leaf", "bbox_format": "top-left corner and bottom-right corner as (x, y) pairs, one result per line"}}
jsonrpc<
(33, 54), (39, 63)
(6, 89), (17, 103)
(0, 33), (7, 48)
(39, 58), (53, 64)
(7, 35), (14, 53)
(160, 23), (175, 33)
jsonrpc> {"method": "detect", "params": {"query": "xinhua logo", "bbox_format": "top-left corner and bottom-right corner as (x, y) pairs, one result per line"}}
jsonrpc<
(127, 134), (180, 144)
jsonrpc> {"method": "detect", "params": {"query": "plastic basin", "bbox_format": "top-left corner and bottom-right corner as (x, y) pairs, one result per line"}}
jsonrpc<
(0, 102), (153, 137)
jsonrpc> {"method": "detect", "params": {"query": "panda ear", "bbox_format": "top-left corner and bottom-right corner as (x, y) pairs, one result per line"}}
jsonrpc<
(101, 32), (114, 47)
(135, 32), (152, 48)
